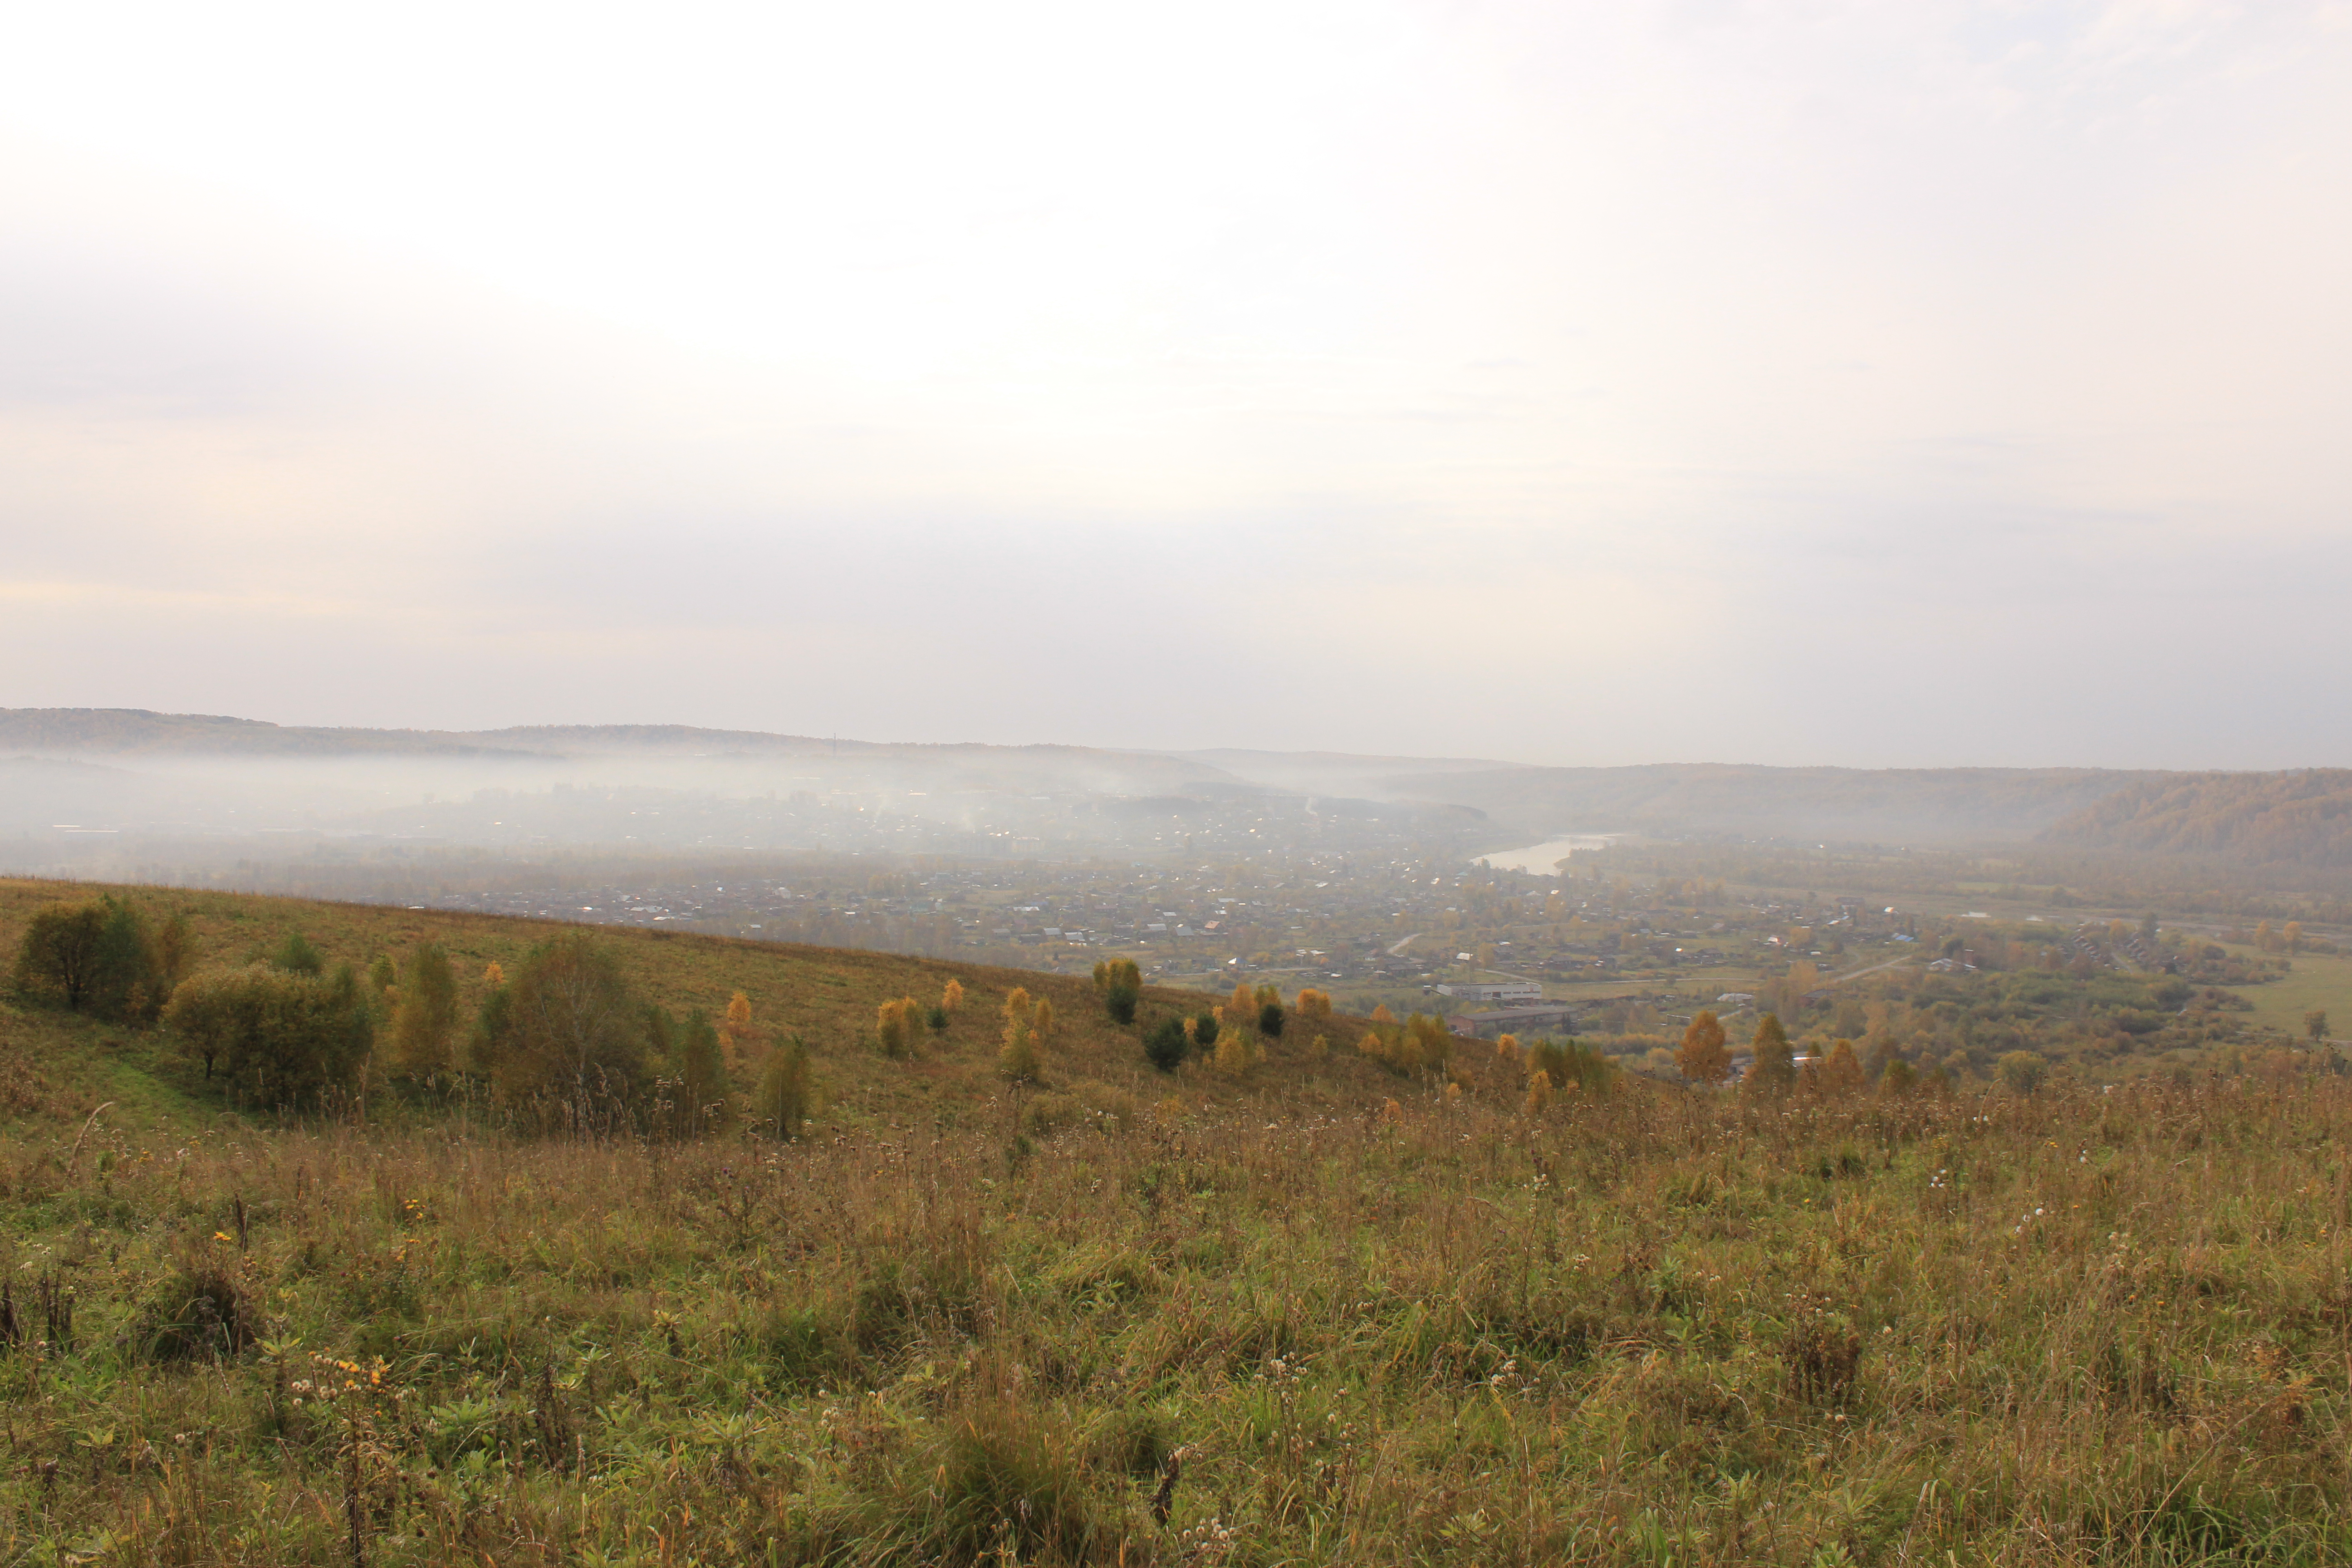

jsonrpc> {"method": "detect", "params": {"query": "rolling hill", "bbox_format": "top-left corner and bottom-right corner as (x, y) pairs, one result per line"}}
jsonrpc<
(0, 876), (1319, 1134)
(2038, 768), (2352, 867)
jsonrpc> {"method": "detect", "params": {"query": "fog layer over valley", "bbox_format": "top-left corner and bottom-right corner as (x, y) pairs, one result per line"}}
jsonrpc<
(15, 709), (2352, 889)
(0, 708), (1510, 886)
(15, 709), (2352, 1014)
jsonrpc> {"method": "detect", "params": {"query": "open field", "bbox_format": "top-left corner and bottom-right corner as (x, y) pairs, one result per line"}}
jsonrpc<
(2204, 944), (2352, 1043)
(5, 880), (2352, 1563)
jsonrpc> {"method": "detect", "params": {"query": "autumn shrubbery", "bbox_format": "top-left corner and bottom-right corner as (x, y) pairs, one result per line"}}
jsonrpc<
(11, 894), (195, 1021)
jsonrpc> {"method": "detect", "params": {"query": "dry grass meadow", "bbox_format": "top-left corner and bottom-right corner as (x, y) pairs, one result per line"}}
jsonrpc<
(3, 877), (2352, 1565)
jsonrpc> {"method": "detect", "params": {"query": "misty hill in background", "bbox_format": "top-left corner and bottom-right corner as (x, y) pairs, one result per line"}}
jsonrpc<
(13, 709), (2352, 875)
(2036, 769), (2352, 867)
(0, 708), (554, 759)
(0, 709), (1224, 777)
(1381, 762), (2159, 843)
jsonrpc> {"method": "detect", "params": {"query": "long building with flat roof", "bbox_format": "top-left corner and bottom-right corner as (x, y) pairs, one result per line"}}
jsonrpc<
(1434, 980), (1544, 1005)
(1446, 1003), (1582, 1039)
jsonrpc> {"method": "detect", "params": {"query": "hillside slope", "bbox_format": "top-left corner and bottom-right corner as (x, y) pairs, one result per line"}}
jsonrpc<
(0, 879), (2346, 1563)
(2040, 768), (2352, 867)
(0, 877), (1371, 1135)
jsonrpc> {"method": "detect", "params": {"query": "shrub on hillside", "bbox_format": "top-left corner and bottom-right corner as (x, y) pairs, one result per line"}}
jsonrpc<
(388, 943), (459, 1082)
(1404, 1014), (1453, 1073)
(1093, 959), (1141, 1024)
(483, 933), (648, 1115)
(1212, 1028), (1257, 1078)
(673, 1008), (730, 1132)
(1528, 1037), (1617, 1097)
(1743, 1014), (1796, 1100)
(1999, 1050), (2050, 1095)
(1000, 1020), (1042, 1084)
(1676, 1009), (1731, 1085)
(876, 996), (922, 1058)
(1143, 1016), (1189, 1073)
(162, 963), (374, 1107)
(1360, 1029), (1419, 1076)
(13, 896), (186, 1021)
(755, 1034), (813, 1139)
(468, 980), (514, 1078)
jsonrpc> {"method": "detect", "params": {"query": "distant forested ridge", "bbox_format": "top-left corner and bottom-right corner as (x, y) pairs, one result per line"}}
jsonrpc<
(2039, 769), (2352, 867)
(0, 708), (550, 759)
(0, 708), (1233, 786)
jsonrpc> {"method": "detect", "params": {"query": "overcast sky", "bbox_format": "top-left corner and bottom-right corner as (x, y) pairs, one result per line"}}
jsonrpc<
(4, 1), (2347, 769)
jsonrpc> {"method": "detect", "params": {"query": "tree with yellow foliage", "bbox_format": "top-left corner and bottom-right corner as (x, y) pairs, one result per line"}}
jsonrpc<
(721, 990), (757, 1067)
(1370, 1003), (1396, 1026)
(1094, 958), (1142, 1024)
(999, 1015), (1041, 1083)
(876, 997), (921, 1058)
(1820, 1038), (1865, 1098)
(389, 943), (459, 1082)
(1495, 1032), (1520, 1062)
(1033, 995), (1056, 1044)
(1675, 1009), (1731, 1086)
(942, 978), (964, 1014)
(755, 1034), (812, 1139)
(1743, 1013), (1796, 1100)
(1404, 1014), (1453, 1075)
(1212, 1027), (1256, 1078)
(998, 987), (1041, 1082)
(1295, 988), (1333, 1022)
(1524, 1069), (1554, 1117)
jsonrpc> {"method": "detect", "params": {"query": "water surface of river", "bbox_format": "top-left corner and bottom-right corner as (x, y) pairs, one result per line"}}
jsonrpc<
(1477, 835), (1621, 875)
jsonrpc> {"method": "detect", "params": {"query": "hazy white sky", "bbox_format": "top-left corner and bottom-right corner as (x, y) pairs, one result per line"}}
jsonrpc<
(4, 1), (2348, 768)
